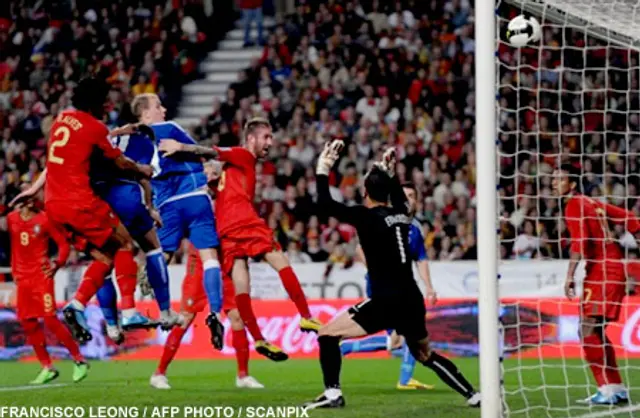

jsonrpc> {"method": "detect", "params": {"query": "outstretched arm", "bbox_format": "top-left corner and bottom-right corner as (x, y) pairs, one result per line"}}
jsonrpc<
(9, 169), (47, 207)
(158, 139), (219, 160)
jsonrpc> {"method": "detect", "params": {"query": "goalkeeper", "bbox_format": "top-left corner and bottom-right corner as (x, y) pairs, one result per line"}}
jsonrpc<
(303, 141), (480, 409)
(340, 182), (437, 391)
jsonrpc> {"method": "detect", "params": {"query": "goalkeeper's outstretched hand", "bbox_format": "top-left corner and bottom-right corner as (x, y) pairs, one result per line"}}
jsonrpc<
(316, 139), (344, 176)
(373, 147), (397, 177)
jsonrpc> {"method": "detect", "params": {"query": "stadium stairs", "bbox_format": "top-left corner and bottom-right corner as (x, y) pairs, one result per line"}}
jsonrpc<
(175, 18), (274, 128)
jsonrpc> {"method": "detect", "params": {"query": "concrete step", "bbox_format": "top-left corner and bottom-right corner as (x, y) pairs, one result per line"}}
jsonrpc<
(235, 17), (275, 29)
(183, 81), (229, 95)
(174, 117), (202, 129)
(200, 60), (250, 72)
(181, 94), (225, 106)
(220, 39), (249, 50)
(177, 106), (213, 119)
(208, 48), (263, 61)
(205, 73), (237, 83)
(227, 28), (262, 40)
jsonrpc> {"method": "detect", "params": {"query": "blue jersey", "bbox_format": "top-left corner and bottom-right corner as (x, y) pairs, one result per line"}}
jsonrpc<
(365, 218), (426, 298)
(91, 131), (156, 238)
(149, 121), (207, 208)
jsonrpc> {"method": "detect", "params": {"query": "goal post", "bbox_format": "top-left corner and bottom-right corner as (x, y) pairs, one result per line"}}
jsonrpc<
(479, 0), (640, 417)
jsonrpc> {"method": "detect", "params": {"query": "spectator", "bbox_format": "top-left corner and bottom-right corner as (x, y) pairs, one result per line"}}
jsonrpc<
(240, 0), (264, 47)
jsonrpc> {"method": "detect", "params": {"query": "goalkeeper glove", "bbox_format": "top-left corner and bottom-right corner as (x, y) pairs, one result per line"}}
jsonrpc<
(316, 140), (344, 176)
(374, 147), (397, 177)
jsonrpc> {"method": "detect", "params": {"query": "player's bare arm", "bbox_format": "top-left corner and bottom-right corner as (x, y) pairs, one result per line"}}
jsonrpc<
(417, 259), (437, 305)
(9, 169), (47, 207)
(140, 178), (162, 227)
(114, 154), (153, 178)
(564, 251), (580, 299)
(158, 139), (219, 159)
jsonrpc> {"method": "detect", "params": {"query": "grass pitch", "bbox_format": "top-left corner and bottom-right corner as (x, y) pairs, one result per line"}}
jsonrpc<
(0, 358), (638, 418)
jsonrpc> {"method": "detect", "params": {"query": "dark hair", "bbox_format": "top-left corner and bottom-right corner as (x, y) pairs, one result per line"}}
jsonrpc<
(401, 182), (417, 193)
(364, 166), (391, 203)
(72, 77), (109, 119)
(560, 163), (581, 189)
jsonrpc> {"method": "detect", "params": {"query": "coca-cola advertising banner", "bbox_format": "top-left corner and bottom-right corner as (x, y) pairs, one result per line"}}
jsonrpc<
(2, 298), (640, 360)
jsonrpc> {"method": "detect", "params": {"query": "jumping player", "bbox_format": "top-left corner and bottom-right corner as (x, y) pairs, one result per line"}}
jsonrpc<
(555, 163), (637, 405)
(304, 141), (480, 409)
(131, 93), (224, 349)
(158, 117), (322, 361)
(92, 126), (181, 342)
(150, 243), (263, 390)
(340, 182), (437, 390)
(14, 77), (153, 343)
(8, 193), (89, 384)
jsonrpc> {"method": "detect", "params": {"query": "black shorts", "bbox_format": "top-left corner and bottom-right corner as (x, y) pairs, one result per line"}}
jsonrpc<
(348, 297), (428, 342)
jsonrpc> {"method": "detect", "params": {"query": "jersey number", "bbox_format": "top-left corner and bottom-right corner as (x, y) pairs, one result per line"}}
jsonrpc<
(594, 207), (614, 243)
(395, 227), (407, 263)
(20, 232), (29, 246)
(217, 171), (226, 192)
(49, 126), (71, 165)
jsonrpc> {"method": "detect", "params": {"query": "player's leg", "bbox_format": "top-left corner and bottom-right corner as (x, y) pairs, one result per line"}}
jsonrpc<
(263, 250), (321, 332)
(151, 312), (195, 390)
(228, 309), (263, 389)
(303, 300), (377, 409)
(231, 257), (288, 361)
(395, 340), (433, 390)
(42, 315), (89, 383)
(96, 276), (123, 344)
(21, 318), (59, 384)
(137, 229), (179, 328)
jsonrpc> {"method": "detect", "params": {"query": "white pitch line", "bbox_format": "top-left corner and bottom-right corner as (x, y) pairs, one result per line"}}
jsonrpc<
(0, 383), (70, 392)
(574, 404), (640, 418)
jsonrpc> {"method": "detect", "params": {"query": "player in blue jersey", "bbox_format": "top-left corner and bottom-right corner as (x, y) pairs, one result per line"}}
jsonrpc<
(129, 93), (224, 350)
(340, 182), (438, 390)
(91, 125), (181, 343)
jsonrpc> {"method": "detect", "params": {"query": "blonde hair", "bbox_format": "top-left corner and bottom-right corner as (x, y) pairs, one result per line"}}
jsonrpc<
(131, 93), (158, 119)
(242, 117), (271, 141)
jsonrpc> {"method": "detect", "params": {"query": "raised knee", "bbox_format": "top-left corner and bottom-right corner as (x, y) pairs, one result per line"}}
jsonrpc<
(227, 309), (244, 330)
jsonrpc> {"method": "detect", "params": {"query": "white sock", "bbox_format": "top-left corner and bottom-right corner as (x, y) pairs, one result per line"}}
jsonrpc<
(122, 308), (136, 319)
(324, 388), (342, 400)
(70, 299), (85, 310)
(599, 385), (615, 397)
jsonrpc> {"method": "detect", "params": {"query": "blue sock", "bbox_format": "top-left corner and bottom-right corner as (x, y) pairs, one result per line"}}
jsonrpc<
(391, 348), (404, 358)
(96, 276), (118, 326)
(202, 259), (222, 313)
(145, 249), (171, 311)
(340, 335), (388, 355)
(398, 343), (417, 385)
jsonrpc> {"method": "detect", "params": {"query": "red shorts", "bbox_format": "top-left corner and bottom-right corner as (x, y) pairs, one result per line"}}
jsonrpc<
(46, 198), (120, 251)
(581, 273), (626, 321)
(181, 263), (236, 314)
(220, 220), (281, 276)
(16, 279), (56, 320)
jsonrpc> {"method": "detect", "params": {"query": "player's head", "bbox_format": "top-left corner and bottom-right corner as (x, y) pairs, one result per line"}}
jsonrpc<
(553, 163), (581, 196)
(204, 161), (222, 185)
(363, 165), (392, 207)
(72, 77), (110, 119)
(402, 182), (418, 216)
(16, 183), (37, 214)
(131, 93), (166, 124)
(243, 117), (273, 158)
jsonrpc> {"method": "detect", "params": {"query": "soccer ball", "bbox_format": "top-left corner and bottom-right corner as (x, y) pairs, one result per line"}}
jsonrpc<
(506, 15), (541, 47)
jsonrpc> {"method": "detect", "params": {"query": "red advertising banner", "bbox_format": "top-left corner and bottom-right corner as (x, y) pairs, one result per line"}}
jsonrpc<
(2, 297), (640, 360)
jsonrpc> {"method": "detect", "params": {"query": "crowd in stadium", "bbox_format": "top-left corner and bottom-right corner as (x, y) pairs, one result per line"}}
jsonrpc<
(1, 0), (639, 271)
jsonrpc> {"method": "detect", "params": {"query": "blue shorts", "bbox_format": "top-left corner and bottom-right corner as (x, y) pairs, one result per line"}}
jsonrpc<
(158, 194), (219, 252)
(98, 183), (154, 239)
(364, 273), (393, 335)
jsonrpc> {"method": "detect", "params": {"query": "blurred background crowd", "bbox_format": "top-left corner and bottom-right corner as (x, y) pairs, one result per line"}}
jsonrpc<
(0, 0), (639, 273)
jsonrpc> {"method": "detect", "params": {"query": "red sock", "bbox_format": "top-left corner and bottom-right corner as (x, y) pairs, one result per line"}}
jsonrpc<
(583, 333), (606, 387)
(604, 336), (623, 384)
(156, 325), (188, 375)
(21, 319), (52, 368)
(115, 250), (137, 310)
(235, 293), (265, 341)
(75, 261), (112, 305)
(44, 316), (84, 363)
(232, 328), (250, 378)
(278, 266), (311, 318)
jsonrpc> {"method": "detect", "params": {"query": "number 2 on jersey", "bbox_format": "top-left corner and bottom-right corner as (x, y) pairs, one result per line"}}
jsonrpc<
(395, 226), (407, 263)
(49, 126), (71, 165)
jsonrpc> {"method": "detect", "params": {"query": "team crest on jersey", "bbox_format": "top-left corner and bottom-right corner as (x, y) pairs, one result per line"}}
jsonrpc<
(34, 225), (41, 235)
(187, 298), (194, 307)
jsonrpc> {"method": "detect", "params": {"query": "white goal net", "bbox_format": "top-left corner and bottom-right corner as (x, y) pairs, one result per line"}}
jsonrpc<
(495, 1), (640, 417)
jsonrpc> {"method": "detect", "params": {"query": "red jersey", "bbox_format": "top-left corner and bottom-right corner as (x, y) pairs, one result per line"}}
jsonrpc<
(214, 146), (259, 236)
(564, 194), (640, 278)
(45, 109), (122, 207)
(7, 211), (70, 282)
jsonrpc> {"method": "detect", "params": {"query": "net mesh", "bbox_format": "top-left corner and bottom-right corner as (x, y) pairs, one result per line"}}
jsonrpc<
(495, 1), (640, 417)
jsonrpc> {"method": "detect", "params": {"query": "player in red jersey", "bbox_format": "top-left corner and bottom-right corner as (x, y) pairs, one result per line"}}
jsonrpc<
(159, 117), (321, 361)
(150, 244), (264, 389)
(13, 77), (153, 343)
(554, 163), (639, 405)
(8, 193), (89, 385)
